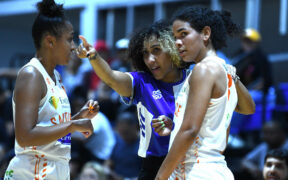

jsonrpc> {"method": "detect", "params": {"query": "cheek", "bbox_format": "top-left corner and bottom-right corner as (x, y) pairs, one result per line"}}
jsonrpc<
(263, 168), (268, 177)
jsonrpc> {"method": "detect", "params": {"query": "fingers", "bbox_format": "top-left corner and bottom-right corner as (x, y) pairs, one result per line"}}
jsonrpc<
(152, 119), (163, 128)
(79, 35), (88, 47)
(87, 100), (100, 113)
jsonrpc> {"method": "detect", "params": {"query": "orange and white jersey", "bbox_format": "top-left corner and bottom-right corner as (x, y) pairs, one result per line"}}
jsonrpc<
(170, 57), (238, 164)
(13, 58), (71, 161)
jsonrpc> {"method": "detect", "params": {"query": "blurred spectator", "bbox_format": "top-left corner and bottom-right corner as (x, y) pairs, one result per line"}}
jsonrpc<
(233, 28), (273, 92)
(111, 38), (131, 72)
(0, 87), (14, 150)
(79, 161), (109, 180)
(263, 149), (288, 180)
(71, 86), (116, 164)
(88, 40), (113, 93)
(106, 111), (141, 180)
(230, 28), (274, 147)
(61, 53), (85, 97)
(241, 120), (288, 180)
(92, 81), (121, 123)
(94, 40), (113, 64)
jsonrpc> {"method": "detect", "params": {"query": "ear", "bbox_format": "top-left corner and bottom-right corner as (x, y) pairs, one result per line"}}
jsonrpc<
(201, 26), (211, 46)
(43, 34), (56, 48)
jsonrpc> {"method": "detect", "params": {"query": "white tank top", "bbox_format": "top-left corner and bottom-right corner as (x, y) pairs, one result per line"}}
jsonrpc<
(13, 58), (71, 161)
(170, 57), (238, 163)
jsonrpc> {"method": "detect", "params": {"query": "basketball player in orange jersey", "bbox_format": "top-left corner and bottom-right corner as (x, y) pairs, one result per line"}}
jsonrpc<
(155, 6), (255, 180)
(4, 0), (98, 179)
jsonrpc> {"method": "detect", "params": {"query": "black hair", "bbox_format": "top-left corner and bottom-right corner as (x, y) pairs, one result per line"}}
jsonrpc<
(32, 0), (67, 49)
(128, 20), (187, 73)
(171, 6), (241, 50)
(265, 149), (288, 166)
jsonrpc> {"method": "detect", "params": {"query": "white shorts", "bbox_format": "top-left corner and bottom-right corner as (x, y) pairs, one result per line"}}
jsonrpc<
(169, 161), (234, 180)
(4, 154), (70, 180)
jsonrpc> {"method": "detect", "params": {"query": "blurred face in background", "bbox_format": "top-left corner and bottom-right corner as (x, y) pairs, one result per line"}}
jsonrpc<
(263, 157), (288, 180)
(79, 167), (100, 180)
(262, 122), (286, 149)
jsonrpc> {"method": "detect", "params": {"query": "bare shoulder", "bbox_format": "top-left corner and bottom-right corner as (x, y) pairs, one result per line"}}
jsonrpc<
(14, 65), (45, 101)
(16, 65), (44, 86)
(193, 58), (220, 75)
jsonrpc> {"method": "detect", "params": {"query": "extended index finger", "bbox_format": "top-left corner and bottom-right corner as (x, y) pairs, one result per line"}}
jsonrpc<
(79, 35), (89, 48)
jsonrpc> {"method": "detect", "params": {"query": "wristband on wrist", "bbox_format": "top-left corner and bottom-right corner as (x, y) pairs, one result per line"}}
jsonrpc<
(234, 74), (240, 82)
(87, 53), (98, 61)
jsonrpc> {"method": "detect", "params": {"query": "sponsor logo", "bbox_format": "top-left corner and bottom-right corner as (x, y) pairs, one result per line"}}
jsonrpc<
(152, 90), (162, 99)
(49, 96), (59, 110)
(57, 133), (71, 145)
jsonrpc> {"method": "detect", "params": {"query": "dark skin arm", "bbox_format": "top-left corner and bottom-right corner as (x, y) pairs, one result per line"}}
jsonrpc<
(226, 64), (255, 115)
(234, 80), (255, 114)
(155, 61), (221, 179)
(78, 36), (132, 97)
(14, 66), (97, 147)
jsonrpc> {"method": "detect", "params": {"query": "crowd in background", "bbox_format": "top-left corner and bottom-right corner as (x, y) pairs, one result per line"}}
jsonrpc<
(0, 27), (287, 180)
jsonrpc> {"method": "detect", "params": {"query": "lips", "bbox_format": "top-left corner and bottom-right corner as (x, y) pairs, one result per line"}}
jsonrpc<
(151, 66), (160, 72)
(267, 175), (279, 180)
(178, 49), (186, 57)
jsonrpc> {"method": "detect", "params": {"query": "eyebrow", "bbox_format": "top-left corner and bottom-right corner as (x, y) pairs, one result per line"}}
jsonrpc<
(176, 28), (186, 33)
(151, 44), (160, 48)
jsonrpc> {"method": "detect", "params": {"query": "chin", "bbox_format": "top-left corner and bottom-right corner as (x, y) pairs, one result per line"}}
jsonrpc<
(182, 57), (194, 63)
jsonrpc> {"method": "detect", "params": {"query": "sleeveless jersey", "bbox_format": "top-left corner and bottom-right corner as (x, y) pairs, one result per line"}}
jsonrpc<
(169, 57), (238, 163)
(13, 58), (71, 161)
(122, 69), (192, 158)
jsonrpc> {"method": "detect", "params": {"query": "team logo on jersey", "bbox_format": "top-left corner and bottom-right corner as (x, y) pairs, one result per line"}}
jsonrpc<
(152, 90), (162, 99)
(49, 96), (59, 110)
(5, 169), (14, 179)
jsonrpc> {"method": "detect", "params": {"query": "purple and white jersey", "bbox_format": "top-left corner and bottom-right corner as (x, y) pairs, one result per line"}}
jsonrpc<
(122, 69), (191, 158)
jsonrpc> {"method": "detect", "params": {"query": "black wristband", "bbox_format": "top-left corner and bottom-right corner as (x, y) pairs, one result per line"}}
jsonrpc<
(88, 53), (98, 61)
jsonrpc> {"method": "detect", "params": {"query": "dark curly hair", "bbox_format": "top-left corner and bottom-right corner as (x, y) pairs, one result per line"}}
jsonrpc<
(171, 6), (241, 50)
(32, 0), (68, 49)
(128, 20), (186, 73)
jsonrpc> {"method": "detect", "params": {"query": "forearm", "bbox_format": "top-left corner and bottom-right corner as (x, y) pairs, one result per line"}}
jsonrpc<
(71, 112), (81, 120)
(16, 121), (74, 147)
(89, 55), (131, 97)
(156, 130), (196, 180)
(235, 80), (255, 114)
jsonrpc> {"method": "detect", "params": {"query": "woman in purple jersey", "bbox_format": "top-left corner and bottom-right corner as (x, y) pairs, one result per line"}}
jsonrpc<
(77, 20), (189, 180)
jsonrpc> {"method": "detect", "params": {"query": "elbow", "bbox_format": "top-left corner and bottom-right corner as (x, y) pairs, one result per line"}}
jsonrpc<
(180, 126), (199, 141)
(16, 136), (28, 147)
(245, 102), (256, 115)
(15, 133), (32, 147)
(236, 102), (256, 115)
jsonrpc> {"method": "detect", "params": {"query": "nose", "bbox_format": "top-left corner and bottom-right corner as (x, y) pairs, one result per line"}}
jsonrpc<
(71, 40), (76, 50)
(146, 54), (156, 64)
(175, 39), (182, 49)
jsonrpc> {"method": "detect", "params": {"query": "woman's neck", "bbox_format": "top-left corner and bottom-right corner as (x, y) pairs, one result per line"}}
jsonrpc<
(36, 51), (56, 79)
(163, 68), (183, 83)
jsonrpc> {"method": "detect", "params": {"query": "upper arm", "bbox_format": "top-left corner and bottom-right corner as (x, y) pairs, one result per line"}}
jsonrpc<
(180, 64), (215, 133)
(109, 71), (133, 97)
(14, 66), (45, 142)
